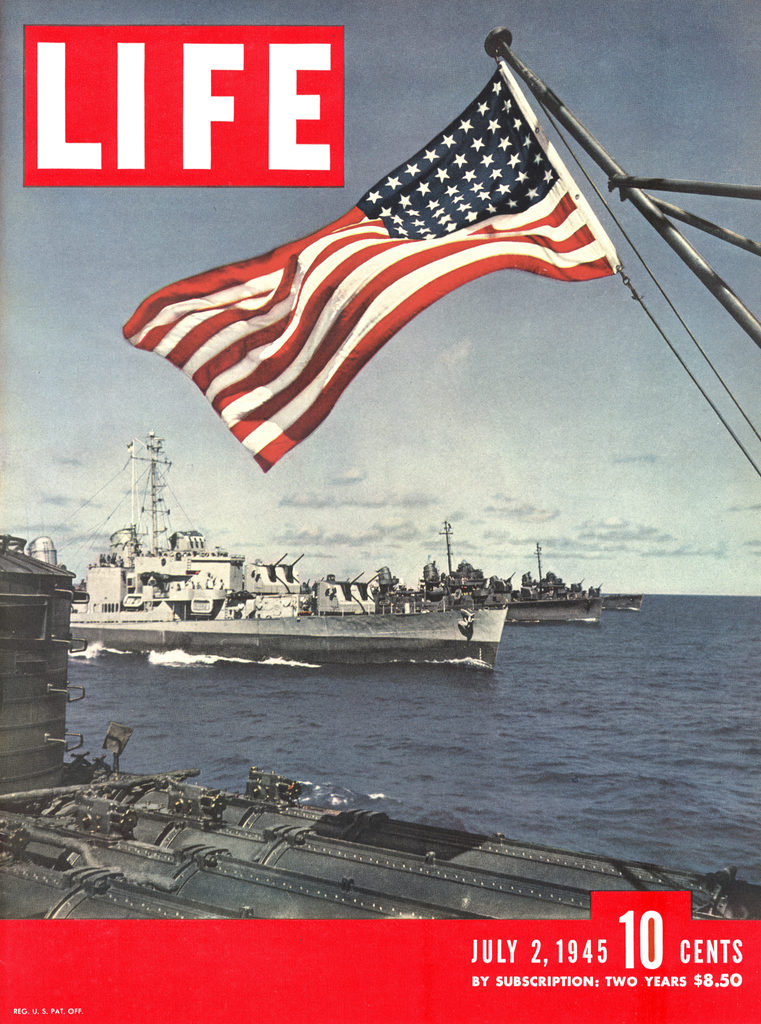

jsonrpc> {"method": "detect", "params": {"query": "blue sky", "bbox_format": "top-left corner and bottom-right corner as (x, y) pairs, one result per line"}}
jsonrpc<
(2, 0), (760, 594)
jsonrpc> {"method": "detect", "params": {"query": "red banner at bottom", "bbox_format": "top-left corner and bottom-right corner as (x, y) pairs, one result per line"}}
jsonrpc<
(1, 892), (759, 1024)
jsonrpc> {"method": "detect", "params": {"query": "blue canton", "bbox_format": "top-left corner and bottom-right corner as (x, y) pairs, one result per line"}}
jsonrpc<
(357, 71), (558, 240)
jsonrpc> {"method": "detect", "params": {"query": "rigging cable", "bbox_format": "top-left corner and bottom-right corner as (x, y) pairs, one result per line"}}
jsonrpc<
(63, 490), (134, 570)
(537, 103), (761, 480)
(64, 457), (132, 523)
(165, 481), (196, 532)
(60, 456), (134, 570)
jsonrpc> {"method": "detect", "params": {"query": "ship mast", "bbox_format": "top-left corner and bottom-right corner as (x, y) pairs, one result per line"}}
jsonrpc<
(123, 439), (141, 558)
(440, 521), (454, 575)
(128, 440), (136, 536)
(149, 434), (159, 553)
(127, 432), (172, 555)
(484, 27), (761, 352)
(145, 432), (171, 555)
(535, 542), (543, 583)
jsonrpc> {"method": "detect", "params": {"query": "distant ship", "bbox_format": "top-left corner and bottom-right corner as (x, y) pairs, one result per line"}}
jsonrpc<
(69, 436), (506, 668)
(420, 532), (602, 625)
(502, 542), (602, 624)
(602, 594), (644, 612)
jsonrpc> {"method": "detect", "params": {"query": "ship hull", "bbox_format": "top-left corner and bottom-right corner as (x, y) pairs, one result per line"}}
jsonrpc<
(71, 607), (507, 668)
(602, 594), (643, 612)
(504, 596), (602, 624)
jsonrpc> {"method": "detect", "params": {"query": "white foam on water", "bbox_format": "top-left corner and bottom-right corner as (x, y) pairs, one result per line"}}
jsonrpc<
(147, 649), (256, 667)
(396, 656), (491, 670)
(146, 649), (321, 669)
(257, 656), (322, 669)
(305, 784), (353, 807)
(69, 641), (104, 659)
(70, 643), (138, 658)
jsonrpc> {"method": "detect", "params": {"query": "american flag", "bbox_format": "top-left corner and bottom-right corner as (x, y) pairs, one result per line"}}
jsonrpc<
(124, 66), (619, 472)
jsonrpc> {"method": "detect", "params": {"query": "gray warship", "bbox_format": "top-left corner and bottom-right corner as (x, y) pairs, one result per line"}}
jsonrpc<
(602, 594), (645, 612)
(503, 544), (602, 624)
(425, 531), (602, 625)
(70, 435), (507, 669)
(2, 534), (759, 920)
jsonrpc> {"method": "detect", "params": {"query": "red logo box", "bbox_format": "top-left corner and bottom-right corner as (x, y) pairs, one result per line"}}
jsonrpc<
(24, 25), (343, 187)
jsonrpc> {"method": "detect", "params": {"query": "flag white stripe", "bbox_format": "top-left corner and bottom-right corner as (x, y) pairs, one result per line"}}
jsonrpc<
(130, 186), (584, 349)
(150, 223), (391, 374)
(131, 268), (286, 347)
(181, 290), (306, 378)
(203, 230), (402, 403)
(217, 218), (594, 416)
(130, 222), (389, 348)
(222, 212), (606, 441)
(206, 184), (591, 408)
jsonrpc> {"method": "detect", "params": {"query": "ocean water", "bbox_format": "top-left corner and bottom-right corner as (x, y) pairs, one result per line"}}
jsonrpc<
(67, 595), (760, 883)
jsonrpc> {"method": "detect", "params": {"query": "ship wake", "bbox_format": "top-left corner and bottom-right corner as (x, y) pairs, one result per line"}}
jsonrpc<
(147, 649), (321, 669)
(401, 656), (492, 670)
(70, 641), (134, 659)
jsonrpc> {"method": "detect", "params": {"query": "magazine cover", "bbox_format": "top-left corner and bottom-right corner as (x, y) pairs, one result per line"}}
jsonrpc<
(1, 0), (759, 1021)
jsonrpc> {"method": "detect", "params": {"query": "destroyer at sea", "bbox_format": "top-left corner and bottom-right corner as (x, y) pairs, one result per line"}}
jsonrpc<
(70, 435), (506, 668)
(3, 535), (759, 920)
(503, 542), (602, 624)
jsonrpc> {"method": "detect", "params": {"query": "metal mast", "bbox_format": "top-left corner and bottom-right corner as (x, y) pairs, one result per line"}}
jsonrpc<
(145, 432), (170, 555)
(484, 27), (761, 351)
(149, 433), (159, 554)
(440, 521), (454, 575)
(128, 440), (136, 535)
(535, 542), (543, 583)
(138, 431), (171, 555)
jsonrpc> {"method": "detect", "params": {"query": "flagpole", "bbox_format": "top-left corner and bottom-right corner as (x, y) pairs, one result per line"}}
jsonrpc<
(484, 27), (761, 352)
(608, 177), (761, 201)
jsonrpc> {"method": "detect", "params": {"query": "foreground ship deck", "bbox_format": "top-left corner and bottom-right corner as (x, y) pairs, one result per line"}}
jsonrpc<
(2, 766), (759, 920)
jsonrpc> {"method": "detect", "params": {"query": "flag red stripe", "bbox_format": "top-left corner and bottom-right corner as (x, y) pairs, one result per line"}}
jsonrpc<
(250, 430), (299, 471)
(208, 196), (590, 412)
(132, 194), (584, 361)
(214, 198), (601, 421)
(123, 208), (366, 340)
(212, 231), (511, 414)
(194, 235), (406, 397)
(154, 224), (391, 367)
(163, 261), (302, 363)
(250, 248), (615, 472)
(241, 247), (614, 469)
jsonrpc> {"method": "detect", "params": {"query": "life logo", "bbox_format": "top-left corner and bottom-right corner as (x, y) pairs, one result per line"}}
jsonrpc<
(24, 25), (343, 186)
